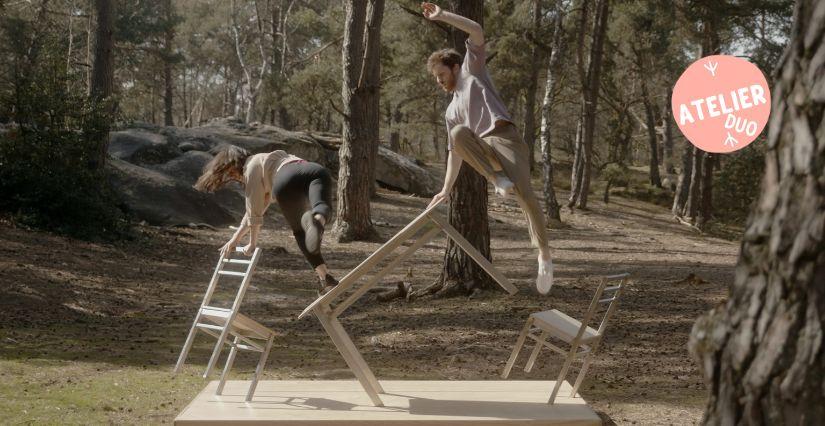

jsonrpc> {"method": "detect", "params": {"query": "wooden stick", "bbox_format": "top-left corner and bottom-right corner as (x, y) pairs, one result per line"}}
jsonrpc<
(314, 308), (385, 406)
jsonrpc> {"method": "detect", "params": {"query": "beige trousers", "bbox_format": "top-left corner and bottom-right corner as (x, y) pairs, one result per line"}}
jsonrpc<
(450, 123), (549, 251)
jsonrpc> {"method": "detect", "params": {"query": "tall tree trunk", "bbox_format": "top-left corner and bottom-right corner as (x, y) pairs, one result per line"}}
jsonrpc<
(434, 0), (493, 295)
(539, 0), (565, 224)
(522, 0), (542, 173)
(672, 139), (693, 215)
(689, 1), (825, 422)
(163, 0), (174, 126)
(675, 15), (718, 222)
(90, 0), (114, 170)
(641, 78), (662, 187)
(662, 86), (675, 175)
(684, 146), (704, 219)
(569, 0), (609, 210)
(334, 0), (384, 242)
(697, 152), (713, 227)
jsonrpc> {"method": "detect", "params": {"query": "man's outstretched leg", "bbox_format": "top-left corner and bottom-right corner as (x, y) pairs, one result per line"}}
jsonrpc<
(483, 124), (554, 294)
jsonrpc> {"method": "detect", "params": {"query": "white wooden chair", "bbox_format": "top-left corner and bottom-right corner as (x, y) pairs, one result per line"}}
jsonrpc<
(502, 272), (629, 404)
(173, 247), (276, 401)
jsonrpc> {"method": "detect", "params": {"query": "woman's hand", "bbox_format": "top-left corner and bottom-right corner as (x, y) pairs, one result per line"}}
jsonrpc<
(240, 243), (256, 257)
(421, 2), (442, 20)
(428, 189), (450, 209)
(219, 238), (239, 259)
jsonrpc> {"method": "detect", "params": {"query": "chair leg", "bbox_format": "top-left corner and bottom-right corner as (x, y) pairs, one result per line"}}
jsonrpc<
(246, 334), (275, 402)
(549, 343), (579, 404)
(174, 319), (200, 374)
(216, 336), (241, 395)
(524, 330), (548, 373)
(570, 354), (593, 397)
(502, 317), (533, 379)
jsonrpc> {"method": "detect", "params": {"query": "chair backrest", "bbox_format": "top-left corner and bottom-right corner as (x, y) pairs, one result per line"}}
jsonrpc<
(200, 247), (262, 311)
(576, 273), (629, 340)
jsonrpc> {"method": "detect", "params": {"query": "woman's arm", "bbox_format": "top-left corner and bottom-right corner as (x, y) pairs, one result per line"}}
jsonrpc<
(422, 2), (484, 46)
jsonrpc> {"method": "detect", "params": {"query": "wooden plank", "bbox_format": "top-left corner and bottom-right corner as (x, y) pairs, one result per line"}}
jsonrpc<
(313, 308), (385, 407)
(427, 213), (517, 295)
(332, 225), (441, 317)
(174, 380), (602, 425)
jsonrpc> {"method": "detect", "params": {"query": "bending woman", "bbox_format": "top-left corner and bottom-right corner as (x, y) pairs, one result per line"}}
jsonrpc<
(194, 146), (339, 294)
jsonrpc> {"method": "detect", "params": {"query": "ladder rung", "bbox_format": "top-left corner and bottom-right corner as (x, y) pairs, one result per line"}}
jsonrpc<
(604, 285), (621, 292)
(218, 270), (247, 277)
(222, 258), (252, 265)
(196, 323), (225, 331)
(202, 306), (231, 312)
(235, 344), (263, 352)
(599, 297), (616, 303)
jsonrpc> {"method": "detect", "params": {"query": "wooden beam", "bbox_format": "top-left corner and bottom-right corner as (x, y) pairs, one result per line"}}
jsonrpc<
(427, 213), (518, 295)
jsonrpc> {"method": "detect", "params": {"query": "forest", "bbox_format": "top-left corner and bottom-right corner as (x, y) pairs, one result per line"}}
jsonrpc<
(1, 0), (823, 424)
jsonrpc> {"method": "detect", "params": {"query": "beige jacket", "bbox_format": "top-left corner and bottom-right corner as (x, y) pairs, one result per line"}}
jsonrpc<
(242, 150), (302, 227)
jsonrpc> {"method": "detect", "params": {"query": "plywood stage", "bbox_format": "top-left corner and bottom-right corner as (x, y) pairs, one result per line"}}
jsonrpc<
(174, 380), (601, 425)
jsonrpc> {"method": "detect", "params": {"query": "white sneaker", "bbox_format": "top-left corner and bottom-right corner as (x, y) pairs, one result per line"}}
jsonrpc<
(536, 257), (554, 295)
(494, 175), (514, 198)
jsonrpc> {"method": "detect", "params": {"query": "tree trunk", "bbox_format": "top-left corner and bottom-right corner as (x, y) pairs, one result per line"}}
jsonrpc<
(569, 0), (609, 210)
(641, 78), (662, 188)
(689, 1), (825, 422)
(684, 146), (704, 220)
(522, 0), (542, 173)
(334, 0), (384, 242)
(697, 152), (713, 227)
(163, 0), (174, 127)
(672, 138), (693, 215)
(433, 0), (493, 295)
(539, 0), (565, 224)
(90, 0), (114, 170)
(663, 86), (675, 175)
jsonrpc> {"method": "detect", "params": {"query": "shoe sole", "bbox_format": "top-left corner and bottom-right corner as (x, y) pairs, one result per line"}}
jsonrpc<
(301, 211), (323, 254)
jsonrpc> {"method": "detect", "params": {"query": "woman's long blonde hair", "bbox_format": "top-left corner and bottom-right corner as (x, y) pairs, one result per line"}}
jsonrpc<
(194, 145), (250, 193)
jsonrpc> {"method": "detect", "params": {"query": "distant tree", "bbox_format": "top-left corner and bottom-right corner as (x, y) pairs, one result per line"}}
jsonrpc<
(334, 0), (385, 242)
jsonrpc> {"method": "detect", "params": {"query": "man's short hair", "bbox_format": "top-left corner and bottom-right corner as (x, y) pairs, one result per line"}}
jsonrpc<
(427, 48), (463, 73)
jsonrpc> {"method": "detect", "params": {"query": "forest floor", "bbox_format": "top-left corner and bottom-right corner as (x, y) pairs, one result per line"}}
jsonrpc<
(0, 173), (741, 425)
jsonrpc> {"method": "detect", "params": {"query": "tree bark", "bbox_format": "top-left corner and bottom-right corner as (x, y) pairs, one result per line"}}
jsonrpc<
(539, 0), (565, 224)
(90, 0), (114, 170)
(334, 0), (384, 242)
(689, 1), (825, 423)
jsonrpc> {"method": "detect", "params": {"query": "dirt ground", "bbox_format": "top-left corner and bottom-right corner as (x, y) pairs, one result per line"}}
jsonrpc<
(0, 181), (739, 425)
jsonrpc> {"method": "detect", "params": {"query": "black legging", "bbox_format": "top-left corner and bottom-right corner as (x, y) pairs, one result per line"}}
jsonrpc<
(272, 161), (333, 268)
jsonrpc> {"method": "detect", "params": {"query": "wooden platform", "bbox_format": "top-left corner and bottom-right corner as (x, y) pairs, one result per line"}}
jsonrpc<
(174, 380), (602, 425)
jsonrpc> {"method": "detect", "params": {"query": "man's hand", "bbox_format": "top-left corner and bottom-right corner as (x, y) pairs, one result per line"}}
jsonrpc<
(428, 189), (450, 209)
(421, 2), (443, 20)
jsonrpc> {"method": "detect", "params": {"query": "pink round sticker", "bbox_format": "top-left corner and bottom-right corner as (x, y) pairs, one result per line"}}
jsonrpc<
(671, 55), (771, 153)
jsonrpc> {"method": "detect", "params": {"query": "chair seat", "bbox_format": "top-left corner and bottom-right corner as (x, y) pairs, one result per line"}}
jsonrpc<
(530, 309), (600, 344)
(200, 306), (274, 340)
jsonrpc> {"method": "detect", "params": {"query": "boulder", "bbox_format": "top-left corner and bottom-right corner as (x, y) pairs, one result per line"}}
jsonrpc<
(305, 131), (442, 197)
(107, 158), (236, 227)
(109, 128), (182, 164)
